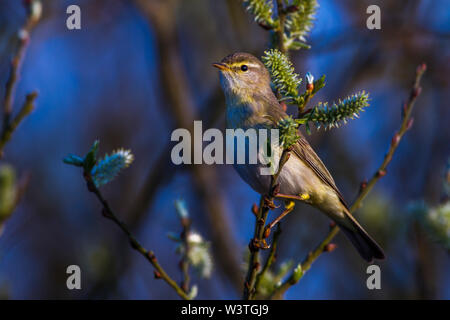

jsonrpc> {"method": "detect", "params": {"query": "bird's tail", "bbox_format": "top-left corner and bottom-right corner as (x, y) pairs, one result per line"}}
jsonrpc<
(337, 209), (385, 262)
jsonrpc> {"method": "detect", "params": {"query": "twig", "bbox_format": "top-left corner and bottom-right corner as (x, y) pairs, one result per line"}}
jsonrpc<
(179, 216), (191, 293)
(254, 224), (281, 296)
(4, 31), (28, 127)
(86, 90), (225, 299)
(0, 92), (38, 155)
(1, 1), (40, 157)
(275, 0), (287, 54)
(243, 0), (291, 299)
(0, 1), (40, 236)
(244, 149), (291, 299)
(270, 63), (427, 299)
(82, 171), (190, 300)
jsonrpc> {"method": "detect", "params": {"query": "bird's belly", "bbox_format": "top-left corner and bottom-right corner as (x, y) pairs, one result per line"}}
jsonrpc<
(233, 153), (315, 195)
(234, 154), (342, 214)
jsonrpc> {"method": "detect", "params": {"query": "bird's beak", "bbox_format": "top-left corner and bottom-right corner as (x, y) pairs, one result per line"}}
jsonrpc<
(212, 62), (229, 71)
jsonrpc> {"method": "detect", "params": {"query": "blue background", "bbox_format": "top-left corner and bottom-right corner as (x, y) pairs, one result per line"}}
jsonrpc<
(0, 0), (448, 299)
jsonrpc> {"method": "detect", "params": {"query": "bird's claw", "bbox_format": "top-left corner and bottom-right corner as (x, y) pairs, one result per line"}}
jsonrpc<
(250, 238), (271, 251)
(263, 196), (278, 210)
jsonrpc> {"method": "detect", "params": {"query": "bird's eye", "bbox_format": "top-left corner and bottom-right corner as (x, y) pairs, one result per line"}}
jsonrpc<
(241, 65), (248, 71)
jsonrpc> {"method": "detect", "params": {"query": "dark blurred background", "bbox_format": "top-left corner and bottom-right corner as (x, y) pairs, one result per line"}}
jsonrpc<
(0, 0), (448, 299)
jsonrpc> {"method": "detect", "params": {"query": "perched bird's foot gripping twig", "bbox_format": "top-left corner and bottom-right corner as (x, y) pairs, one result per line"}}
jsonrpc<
(250, 237), (271, 251)
(263, 195), (278, 210)
(264, 201), (295, 238)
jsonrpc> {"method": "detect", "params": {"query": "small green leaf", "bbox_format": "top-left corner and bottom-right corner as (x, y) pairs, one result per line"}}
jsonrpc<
(312, 75), (326, 94)
(288, 41), (311, 50)
(291, 263), (303, 282)
(63, 154), (84, 167)
(83, 140), (99, 172)
(305, 122), (311, 135)
(296, 74), (326, 108)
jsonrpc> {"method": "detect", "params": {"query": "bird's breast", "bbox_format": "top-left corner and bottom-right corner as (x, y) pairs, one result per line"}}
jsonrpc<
(233, 146), (342, 213)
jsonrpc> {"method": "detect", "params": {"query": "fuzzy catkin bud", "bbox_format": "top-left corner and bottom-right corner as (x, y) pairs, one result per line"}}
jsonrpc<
(304, 91), (370, 130)
(262, 49), (302, 100)
(91, 149), (134, 187)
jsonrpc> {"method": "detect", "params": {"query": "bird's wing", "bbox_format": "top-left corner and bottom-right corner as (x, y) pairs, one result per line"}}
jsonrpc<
(263, 100), (349, 209)
(292, 134), (349, 209)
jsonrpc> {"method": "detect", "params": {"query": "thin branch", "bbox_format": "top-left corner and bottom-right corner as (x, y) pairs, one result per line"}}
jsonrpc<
(275, 0), (287, 54)
(270, 63), (427, 299)
(243, 0), (290, 299)
(1, 1), (40, 157)
(179, 216), (191, 293)
(0, 1), (40, 236)
(86, 89), (225, 298)
(82, 171), (189, 300)
(244, 149), (291, 299)
(0, 92), (38, 155)
(4, 33), (28, 126)
(254, 223), (281, 295)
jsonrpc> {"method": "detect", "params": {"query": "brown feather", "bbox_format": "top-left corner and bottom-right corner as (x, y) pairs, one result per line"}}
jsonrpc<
(264, 100), (350, 209)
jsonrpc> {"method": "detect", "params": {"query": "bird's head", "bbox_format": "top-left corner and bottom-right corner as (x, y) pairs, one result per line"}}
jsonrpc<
(213, 52), (273, 104)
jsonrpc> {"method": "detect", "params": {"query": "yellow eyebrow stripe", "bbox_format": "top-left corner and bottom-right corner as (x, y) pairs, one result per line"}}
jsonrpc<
(228, 62), (260, 69)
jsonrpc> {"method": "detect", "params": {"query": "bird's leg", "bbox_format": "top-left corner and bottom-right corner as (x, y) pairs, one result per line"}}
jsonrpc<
(274, 193), (304, 202)
(263, 195), (278, 210)
(264, 200), (295, 238)
(248, 195), (276, 251)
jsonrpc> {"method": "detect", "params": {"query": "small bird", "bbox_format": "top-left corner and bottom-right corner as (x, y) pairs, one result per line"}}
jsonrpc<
(213, 52), (385, 262)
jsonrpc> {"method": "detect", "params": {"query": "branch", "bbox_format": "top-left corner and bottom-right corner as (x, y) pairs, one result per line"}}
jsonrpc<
(0, 92), (38, 155)
(270, 63), (427, 299)
(244, 148), (291, 299)
(1, 0), (41, 157)
(245, 0), (317, 52)
(275, 0), (287, 54)
(179, 215), (192, 293)
(243, 0), (292, 300)
(82, 170), (189, 300)
(86, 88), (226, 298)
(254, 224), (281, 295)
